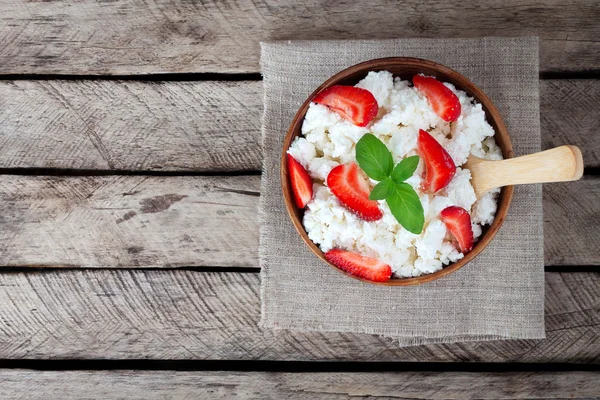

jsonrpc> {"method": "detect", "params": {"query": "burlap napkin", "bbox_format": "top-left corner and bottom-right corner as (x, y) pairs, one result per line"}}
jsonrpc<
(259, 37), (544, 346)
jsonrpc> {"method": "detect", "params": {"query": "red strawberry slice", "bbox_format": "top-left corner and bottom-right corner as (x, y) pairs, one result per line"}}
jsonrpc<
(325, 249), (392, 282)
(313, 85), (378, 127)
(287, 154), (313, 208)
(418, 129), (456, 193)
(440, 206), (474, 253)
(413, 75), (461, 122)
(326, 162), (383, 221)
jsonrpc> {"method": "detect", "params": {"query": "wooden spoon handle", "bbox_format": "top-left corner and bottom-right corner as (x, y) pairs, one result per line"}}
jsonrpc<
(469, 145), (584, 196)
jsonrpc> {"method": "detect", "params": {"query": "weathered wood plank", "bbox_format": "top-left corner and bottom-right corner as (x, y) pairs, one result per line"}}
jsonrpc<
(1, 370), (598, 399)
(0, 80), (263, 171)
(541, 80), (600, 169)
(544, 177), (600, 266)
(0, 271), (597, 362)
(0, 0), (598, 74)
(0, 175), (259, 268)
(0, 175), (597, 268)
(0, 80), (598, 171)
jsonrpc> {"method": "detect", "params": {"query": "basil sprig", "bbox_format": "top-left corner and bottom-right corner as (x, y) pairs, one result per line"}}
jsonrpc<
(356, 134), (424, 234)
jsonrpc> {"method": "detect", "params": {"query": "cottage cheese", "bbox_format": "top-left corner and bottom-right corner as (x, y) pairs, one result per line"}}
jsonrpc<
(288, 71), (503, 278)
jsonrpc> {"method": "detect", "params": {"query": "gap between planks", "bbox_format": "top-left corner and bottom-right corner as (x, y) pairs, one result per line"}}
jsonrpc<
(1, 360), (599, 372)
(0, 73), (264, 82)
(0, 168), (263, 177)
(1, 71), (600, 81)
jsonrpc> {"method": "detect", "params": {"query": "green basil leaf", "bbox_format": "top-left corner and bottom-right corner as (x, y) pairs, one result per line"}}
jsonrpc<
(391, 155), (420, 184)
(355, 133), (393, 181)
(369, 177), (394, 200)
(386, 182), (425, 234)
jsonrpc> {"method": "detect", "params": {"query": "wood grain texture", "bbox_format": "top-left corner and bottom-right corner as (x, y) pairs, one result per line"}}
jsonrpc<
(467, 146), (583, 198)
(0, 270), (597, 362)
(541, 80), (600, 169)
(0, 175), (259, 268)
(544, 176), (600, 265)
(0, 0), (599, 74)
(1, 370), (599, 399)
(0, 80), (263, 171)
(0, 175), (597, 268)
(0, 80), (599, 171)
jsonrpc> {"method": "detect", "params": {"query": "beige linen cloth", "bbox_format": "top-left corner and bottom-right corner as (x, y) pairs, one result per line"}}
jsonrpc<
(259, 37), (544, 346)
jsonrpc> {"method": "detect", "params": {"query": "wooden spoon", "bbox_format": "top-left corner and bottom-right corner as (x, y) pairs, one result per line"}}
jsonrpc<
(465, 145), (584, 199)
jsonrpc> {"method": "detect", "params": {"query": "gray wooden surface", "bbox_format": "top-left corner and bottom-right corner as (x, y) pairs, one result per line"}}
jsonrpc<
(0, 271), (596, 362)
(0, 0), (598, 74)
(0, 175), (259, 268)
(0, 175), (596, 267)
(0, 80), (598, 171)
(0, 80), (263, 171)
(0, 0), (599, 397)
(1, 370), (598, 399)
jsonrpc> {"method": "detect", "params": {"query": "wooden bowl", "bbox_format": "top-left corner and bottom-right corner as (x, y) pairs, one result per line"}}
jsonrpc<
(281, 57), (513, 286)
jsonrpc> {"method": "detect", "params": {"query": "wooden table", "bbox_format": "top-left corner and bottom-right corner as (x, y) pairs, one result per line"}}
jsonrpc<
(0, 1), (599, 398)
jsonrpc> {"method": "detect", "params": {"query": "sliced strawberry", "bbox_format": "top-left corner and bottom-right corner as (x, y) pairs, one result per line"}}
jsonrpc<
(413, 75), (461, 122)
(326, 162), (382, 221)
(325, 249), (392, 282)
(417, 129), (456, 193)
(313, 85), (378, 127)
(287, 154), (313, 208)
(440, 206), (474, 253)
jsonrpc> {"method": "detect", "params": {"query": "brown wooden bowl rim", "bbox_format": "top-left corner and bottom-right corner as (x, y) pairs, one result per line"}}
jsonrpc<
(281, 57), (514, 286)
